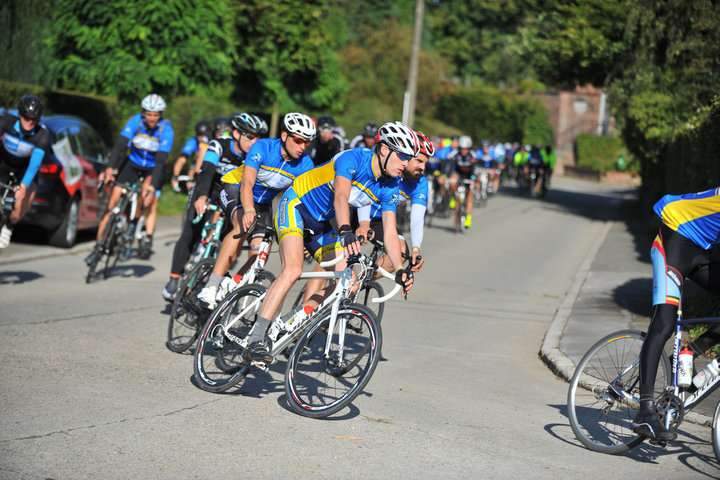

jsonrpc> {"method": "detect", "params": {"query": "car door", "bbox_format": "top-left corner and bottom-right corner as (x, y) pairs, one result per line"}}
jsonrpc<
(78, 123), (110, 225)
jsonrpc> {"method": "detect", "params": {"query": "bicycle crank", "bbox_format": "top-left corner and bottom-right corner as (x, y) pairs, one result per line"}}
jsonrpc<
(655, 391), (684, 432)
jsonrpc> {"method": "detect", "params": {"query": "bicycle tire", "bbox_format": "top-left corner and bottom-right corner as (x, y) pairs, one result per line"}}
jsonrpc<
(167, 258), (216, 353)
(713, 400), (720, 463)
(253, 269), (276, 289)
(285, 303), (382, 418)
(567, 329), (671, 454)
(193, 283), (266, 393)
(86, 213), (117, 283)
(352, 280), (385, 323)
(103, 230), (125, 279)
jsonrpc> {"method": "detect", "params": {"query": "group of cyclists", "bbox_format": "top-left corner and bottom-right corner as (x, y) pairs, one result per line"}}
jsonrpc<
(4, 92), (720, 447)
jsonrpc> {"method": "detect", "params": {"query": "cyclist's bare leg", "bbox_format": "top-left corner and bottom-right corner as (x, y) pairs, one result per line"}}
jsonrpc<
(9, 183), (36, 224)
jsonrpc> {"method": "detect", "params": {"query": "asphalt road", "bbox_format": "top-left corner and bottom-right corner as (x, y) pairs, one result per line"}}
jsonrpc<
(0, 177), (717, 479)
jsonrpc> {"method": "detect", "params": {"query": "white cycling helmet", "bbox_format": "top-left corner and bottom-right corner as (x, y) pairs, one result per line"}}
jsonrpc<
(283, 112), (316, 140)
(377, 121), (419, 156)
(458, 135), (472, 149)
(141, 94), (166, 112)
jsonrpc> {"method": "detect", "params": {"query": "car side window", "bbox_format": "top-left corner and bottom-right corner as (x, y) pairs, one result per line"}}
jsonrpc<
(65, 125), (85, 159)
(82, 126), (108, 166)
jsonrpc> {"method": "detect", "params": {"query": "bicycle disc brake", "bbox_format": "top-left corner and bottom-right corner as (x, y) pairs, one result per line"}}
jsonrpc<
(655, 391), (684, 432)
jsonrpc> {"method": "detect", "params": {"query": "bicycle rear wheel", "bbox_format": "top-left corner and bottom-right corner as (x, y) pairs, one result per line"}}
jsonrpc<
(167, 258), (215, 353)
(193, 283), (266, 393)
(567, 329), (671, 454)
(285, 303), (381, 418)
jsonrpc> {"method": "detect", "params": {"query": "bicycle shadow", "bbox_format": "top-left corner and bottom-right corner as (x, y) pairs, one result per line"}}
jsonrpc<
(104, 264), (154, 279)
(0, 270), (43, 285)
(547, 403), (720, 475)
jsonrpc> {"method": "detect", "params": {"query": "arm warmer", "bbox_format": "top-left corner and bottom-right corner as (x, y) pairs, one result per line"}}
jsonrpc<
(409, 202), (426, 249)
(151, 151), (168, 189)
(194, 161), (216, 198)
(357, 204), (372, 223)
(109, 135), (129, 169)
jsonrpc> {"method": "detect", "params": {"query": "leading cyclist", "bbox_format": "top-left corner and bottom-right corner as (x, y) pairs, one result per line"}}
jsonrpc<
(0, 94), (50, 249)
(241, 121), (418, 366)
(632, 187), (720, 441)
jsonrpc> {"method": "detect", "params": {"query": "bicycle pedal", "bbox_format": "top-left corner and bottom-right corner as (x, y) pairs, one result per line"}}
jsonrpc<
(648, 439), (668, 447)
(250, 360), (270, 371)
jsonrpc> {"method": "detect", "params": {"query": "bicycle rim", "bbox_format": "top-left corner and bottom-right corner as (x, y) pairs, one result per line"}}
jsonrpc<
(713, 401), (720, 463)
(352, 280), (385, 323)
(285, 303), (382, 418)
(193, 284), (266, 393)
(167, 259), (215, 353)
(567, 330), (670, 454)
(103, 234), (124, 278)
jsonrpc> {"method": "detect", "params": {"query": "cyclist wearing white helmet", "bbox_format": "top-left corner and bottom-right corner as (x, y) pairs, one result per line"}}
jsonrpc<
(240, 120), (416, 366)
(162, 113), (265, 301)
(446, 135), (476, 229)
(86, 94), (174, 265)
(194, 112), (317, 309)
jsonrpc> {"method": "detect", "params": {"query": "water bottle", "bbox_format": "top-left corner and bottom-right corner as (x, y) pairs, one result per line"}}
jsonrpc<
(692, 359), (720, 389)
(677, 347), (693, 387)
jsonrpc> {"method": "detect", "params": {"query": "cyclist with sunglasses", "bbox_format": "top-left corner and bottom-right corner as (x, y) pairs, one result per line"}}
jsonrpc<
(0, 94), (50, 249)
(194, 112), (316, 309)
(162, 113), (266, 301)
(241, 121), (417, 366)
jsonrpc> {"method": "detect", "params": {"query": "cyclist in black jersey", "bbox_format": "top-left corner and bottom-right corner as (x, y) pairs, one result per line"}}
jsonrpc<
(0, 94), (50, 249)
(162, 113), (265, 301)
(307, 115), (345, 167)
(446, 135), (476, 229)
(348, 122), (379, 149)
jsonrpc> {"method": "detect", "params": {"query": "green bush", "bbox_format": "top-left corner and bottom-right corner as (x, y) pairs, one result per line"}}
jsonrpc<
(575, 134), (636, 172)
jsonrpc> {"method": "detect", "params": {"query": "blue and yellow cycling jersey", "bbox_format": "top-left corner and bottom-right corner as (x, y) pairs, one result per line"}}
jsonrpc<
(653, 188), (720, 250)
(120, 113), (174, 169)
(220, 138), (314, 204)
(365, 175), (428, 220)
(180, 136), (207, 157)
(292, 147), (404, 222)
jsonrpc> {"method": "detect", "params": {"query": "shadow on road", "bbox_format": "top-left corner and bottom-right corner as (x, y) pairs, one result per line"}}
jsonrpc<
(0, 270), (43, 284)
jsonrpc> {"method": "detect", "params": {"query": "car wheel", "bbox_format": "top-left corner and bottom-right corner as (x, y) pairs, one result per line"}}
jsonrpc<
(49, 197), (80, 247)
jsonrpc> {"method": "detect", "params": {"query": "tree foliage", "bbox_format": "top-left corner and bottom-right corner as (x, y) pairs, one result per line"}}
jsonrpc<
(47, 0), (235, 103)
(232, 0), (347, 112)
(0, 1), (53, 87)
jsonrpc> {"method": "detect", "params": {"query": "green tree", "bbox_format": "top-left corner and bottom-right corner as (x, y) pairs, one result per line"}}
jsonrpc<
(0, 0), (53, 87)
(518, 0), (631, 88)
(47, 0), (235, 103)
(232, 0), (347, 112)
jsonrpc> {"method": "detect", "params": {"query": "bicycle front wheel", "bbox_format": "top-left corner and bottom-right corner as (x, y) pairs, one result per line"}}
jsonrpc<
(567, 329), (670, 454)
(352, 280), (385, 322)
(193, 283), (266, 393)
(167, 258), (215, 353)
(713, 400), (720, 463)
(285, 303), (382, 418)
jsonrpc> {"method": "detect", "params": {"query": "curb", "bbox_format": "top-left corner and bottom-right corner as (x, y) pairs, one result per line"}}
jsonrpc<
(537, 220), (712, 427)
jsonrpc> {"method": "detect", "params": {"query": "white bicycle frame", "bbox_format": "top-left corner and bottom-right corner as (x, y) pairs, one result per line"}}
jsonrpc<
(213, 253), (401, 364)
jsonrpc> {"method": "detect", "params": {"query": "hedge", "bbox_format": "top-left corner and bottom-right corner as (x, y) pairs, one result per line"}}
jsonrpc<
(576, 134), (637, 172)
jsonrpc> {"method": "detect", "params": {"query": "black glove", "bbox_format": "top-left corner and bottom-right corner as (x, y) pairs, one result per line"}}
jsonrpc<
(338, 224), (358, 248)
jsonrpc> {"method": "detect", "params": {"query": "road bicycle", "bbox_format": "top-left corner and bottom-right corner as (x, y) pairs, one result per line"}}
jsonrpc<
(180, 203), (225, 282)
(474, 167), (493, 208)
(85, 180), (143, 283)
(0, 172), (18, 241)
(193, 252), (405, 418)
(454, 178), (475, 233)
(166, 220), (275, 353)
(567, 297), (720, 461)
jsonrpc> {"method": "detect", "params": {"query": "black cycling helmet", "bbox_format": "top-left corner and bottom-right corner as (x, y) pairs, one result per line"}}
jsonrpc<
(18, 94), (43, 119)
(317, 115), (336, 132)
(214, 117), (230, 136)
(231, 113), (265, 136)
(195, 120), (212, 138)
(362, 122), (379, 138)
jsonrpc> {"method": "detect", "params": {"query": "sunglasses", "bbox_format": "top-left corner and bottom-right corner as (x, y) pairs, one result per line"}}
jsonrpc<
(242, 133), (257, 141)
(394, 150), (411, 161)
(289, 135), (311, 146)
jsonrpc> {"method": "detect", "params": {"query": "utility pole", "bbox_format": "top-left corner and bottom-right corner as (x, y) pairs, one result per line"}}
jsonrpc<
(403, 0), (423, 128)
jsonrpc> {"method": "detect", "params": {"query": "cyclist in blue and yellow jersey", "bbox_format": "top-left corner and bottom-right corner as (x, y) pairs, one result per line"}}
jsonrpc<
(0, 94), (50, 249)
(241, 121), (418, 366)
(447, 135), (476, 229)
(85, 94), (174, 265)
(632, 188), (720, 442)
(355, 131), (434, 273)
(194, 112), (317, 309)
(162, 113), (266, 301)
(170, 120), (212, 193)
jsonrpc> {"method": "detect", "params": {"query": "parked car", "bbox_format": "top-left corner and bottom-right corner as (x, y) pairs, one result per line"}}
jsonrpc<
(2, 110), (112, 247)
